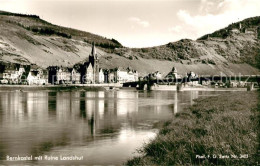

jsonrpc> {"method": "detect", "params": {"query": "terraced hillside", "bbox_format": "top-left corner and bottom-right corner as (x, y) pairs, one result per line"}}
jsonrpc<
(0, 11), (259, 76)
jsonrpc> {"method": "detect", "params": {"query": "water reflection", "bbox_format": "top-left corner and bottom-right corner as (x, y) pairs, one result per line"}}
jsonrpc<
(174, 92), (178, 114)
(0, 90), (225, 165)
(190, 91), (199, 105)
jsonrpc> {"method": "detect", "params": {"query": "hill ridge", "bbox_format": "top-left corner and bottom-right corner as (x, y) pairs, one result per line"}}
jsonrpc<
(0, 10), (259, 76)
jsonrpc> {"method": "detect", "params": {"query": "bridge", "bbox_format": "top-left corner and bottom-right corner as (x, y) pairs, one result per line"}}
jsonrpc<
(123, 75), (260, 90)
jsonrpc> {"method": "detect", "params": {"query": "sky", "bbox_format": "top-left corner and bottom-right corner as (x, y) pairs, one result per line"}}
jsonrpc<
(0, 0), (260, 48)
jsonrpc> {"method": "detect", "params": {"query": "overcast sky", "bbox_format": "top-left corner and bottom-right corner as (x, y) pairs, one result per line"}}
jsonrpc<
(0, 0), (260, 47)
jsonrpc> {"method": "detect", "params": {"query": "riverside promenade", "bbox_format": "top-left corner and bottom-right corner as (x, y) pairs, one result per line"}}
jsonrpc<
(0, 83), (122, 91)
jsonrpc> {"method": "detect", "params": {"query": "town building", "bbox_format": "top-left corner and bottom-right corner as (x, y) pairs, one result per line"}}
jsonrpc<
(146, 71), (162, 80)
(187, 71), (197, 79)
(18, 66), (25, 76)
(202, 80), (211, 86)
(108, 67), (139, 83)
(166, 67), (181, 79)
(85, 43), (99, 83)
(2, 64), (25, 84)
(3, 65), (19, 83)
(48, 66), (81, 84)
(126, 68), (138, 82)
(27, 66), (48, 85)
(103, 69), (110, 83)
(71, 68), (81, 84)
(116, 67), (129, 83)
(79, 43), (102, 84)
(89, 43), (100, 83)
(47, 66), (59, 84)
(99, 69), (105, 83)
(108, 69), (116, 83)
(84, 63), (94, 84)
(186, 71), (199, 86)
(56, 67), (71, 84)
(27, 70), (40, 85)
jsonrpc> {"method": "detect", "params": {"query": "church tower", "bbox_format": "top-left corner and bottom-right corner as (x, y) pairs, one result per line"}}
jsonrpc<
(89, 43), (99, 83)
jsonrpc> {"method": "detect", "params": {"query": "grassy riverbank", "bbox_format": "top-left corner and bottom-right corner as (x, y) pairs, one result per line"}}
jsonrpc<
(127, 91), (259, 165)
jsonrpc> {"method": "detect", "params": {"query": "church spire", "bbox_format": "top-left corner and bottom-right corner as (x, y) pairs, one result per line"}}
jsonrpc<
(91, 42), (96, 57)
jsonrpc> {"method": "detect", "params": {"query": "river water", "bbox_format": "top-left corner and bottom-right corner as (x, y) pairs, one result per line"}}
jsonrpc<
(0, 89), (228, 165)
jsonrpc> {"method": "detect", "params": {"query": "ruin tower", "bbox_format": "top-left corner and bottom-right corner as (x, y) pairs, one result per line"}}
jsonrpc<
(89, 43), (99, 83)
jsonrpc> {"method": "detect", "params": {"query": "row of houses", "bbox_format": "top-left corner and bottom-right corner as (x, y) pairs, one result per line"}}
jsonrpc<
(48, 66), (138, 85)
(0, 44), (138, 85)
(0, 61), (253, 88)
(142, 67), (193, 81)
(143, 67), (255, 88)
(0, 64), (139, 85)
(0, 64), (48, 85)
(1, 64), (25, 84)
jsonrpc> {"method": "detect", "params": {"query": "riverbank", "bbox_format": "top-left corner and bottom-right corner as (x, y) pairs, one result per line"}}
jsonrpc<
(0, 84), (254, 92)
(151, 85), (249, 91)
(126, 91), (259, 165)
(0, 83), (124, 91)
(0, 85), (105, 91)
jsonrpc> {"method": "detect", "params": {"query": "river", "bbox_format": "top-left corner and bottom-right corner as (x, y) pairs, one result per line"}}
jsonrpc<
(0, 89), (230, 165)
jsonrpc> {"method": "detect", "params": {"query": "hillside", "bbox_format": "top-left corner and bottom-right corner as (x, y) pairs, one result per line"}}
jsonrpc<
(0, 10), (259, 76)
(115, 16), (260, 67)
(0, 10), (122, 67)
